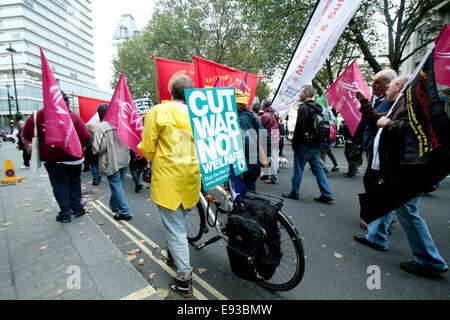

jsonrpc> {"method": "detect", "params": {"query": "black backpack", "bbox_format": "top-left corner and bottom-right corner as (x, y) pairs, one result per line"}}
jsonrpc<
(305, 106), (331, 145)
(225, 197), (282, 280)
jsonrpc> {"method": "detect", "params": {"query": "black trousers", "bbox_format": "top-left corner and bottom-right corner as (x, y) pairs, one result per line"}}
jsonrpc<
(44, 163), (83, 220)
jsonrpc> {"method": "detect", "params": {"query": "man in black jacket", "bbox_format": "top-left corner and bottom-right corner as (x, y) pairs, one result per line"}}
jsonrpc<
(282, 85), (333, 203)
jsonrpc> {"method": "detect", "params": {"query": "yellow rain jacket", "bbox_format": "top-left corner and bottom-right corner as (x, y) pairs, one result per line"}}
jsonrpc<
(137, 101), (201, 211)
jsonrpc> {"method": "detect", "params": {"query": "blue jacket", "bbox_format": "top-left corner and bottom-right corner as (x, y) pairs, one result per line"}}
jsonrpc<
(238, 110), (271, 169)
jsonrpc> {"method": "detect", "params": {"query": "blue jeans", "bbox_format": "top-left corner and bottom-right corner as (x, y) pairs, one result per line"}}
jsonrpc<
(90, 163), (100, 184)
(158, 205), (193, 279)
(290, 145), (333, 198)
(44, 163), (84, 220)
(107, 167), (131, 216)
(366, 196), (447, 271)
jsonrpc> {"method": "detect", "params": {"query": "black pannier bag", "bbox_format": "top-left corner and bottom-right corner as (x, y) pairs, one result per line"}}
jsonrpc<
(225, 194), (282, 280)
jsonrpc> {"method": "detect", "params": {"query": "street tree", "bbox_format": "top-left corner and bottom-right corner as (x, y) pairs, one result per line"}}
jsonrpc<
(112, 0), (271, 103)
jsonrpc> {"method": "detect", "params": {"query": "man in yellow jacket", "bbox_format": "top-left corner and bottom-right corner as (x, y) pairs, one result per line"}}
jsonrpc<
(138, 74), (200, 298)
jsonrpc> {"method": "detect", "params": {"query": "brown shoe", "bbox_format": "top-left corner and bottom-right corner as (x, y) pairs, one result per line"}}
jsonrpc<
(169, 278), (193, 298)
(165, 249), (175, 265)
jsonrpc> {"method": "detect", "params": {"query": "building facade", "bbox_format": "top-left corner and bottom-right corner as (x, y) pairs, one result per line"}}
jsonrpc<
(0, 0), (112, 131)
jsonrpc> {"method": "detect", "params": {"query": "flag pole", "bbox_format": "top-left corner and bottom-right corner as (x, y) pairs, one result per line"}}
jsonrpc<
(272, 0), (321, 101)
(151, 54), (160, 103)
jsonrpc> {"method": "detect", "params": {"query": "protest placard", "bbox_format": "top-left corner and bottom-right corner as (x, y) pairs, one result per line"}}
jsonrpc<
(185, 87), (247, 190)
(134, 98), (151, 116)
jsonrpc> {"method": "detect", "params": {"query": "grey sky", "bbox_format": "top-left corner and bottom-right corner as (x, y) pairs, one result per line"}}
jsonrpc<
(91, 0), (156, 91)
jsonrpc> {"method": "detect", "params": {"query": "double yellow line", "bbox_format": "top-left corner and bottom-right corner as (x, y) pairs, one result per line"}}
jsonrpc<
(91, 200), (228, 300)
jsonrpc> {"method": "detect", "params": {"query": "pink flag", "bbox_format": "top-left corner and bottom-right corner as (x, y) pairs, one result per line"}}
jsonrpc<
(239, 67), (248, 93)
(214, 77), (223, 88)
(40, 48), (83, 158)
(434, 23), (450, 87)
(325, 60), (371, 136)
(103, 73), (143, 156)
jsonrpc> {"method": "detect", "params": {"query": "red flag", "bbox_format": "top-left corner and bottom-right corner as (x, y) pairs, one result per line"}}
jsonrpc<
(78, 96), (110, 125)
(434, 23), (450, 87)
(325, 60), (371, 136)
(40, 48), (83, 158)
(154, 57), (193, 103)
(193, 56), (258, 107)
(103, 73), (144, 156)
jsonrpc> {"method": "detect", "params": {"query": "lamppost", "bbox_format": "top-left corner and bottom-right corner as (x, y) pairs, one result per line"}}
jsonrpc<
(6, 43), (19, 114)
(5, 85), (13, 133)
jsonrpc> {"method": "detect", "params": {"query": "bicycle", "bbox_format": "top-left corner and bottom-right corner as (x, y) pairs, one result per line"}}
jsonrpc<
(186, 181), (305, 291)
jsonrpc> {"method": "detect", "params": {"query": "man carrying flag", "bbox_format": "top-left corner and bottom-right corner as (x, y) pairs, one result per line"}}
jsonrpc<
(23, 48), (90, 223)
(353, 69), (449, 278)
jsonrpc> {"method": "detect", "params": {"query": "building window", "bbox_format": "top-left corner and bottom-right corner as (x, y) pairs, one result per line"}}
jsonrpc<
(24, 0), (34, 8)
(120, 26), (128, 38)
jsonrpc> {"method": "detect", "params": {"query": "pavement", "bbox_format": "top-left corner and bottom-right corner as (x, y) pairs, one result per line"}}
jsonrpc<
(0, 142), (162, 300)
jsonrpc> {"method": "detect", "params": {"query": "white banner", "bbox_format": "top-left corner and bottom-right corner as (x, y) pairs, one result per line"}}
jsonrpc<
(272, 0), (362, 118)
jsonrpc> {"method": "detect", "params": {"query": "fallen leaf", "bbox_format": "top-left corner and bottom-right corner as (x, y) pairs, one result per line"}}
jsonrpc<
(93, 189), (98, 192)
(42, 209), (50, 213)
(21, 203), (31, 207)
(148, 273), (155, 280)
(38, 245), (48, 251)
(334, 253), (343, 259)
(106, 234), (111, 240)
(138, 259), (145, 266)
(146, 214), (151, 216)
(198, 268), (207, 275)
(98, 222), (105, 226)
(79, 222), (86, 225)
(34, 209), (44, 213)
(319, 213), (326, 217)
(321, 244), (327, 248)
(157, 289), (169, 299)
(127, 249), (141, 255)
(126, 255), (137, 261)
(79, 231), (84, 235)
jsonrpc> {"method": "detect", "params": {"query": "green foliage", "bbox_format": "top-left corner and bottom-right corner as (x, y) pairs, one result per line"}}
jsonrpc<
(112, 0), (266, 103)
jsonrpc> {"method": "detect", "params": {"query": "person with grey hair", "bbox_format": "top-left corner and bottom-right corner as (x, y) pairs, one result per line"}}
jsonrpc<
(352, 74), (447, 278)
(251, 102), (261, 116)
(356, 69), (398, 229)
(138, 74), (199, 298)
(282, 85), (333, 203)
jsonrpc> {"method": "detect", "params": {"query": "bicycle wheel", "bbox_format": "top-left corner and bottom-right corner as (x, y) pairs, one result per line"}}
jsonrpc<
(186, 202), (205, 243)
(255, 211), (305, 291)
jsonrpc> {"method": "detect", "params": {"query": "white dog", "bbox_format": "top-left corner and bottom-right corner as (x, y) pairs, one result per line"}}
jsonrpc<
(279, 156), (288, 168)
